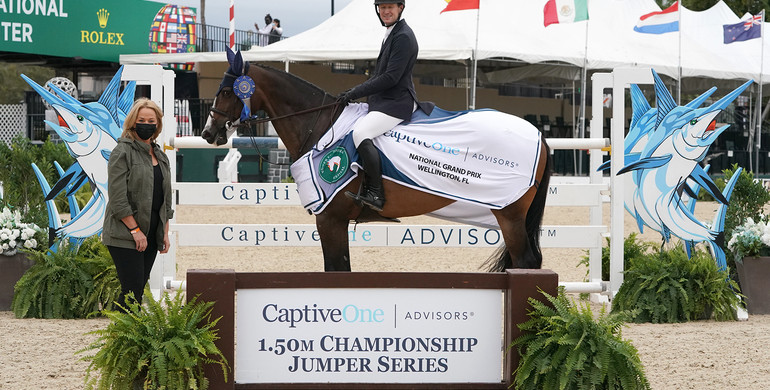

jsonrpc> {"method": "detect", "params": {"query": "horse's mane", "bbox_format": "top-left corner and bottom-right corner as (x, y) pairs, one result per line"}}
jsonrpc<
(253, 63), (332, 97)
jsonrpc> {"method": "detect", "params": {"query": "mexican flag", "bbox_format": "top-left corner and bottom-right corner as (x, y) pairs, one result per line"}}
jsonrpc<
(543, 0), (588, 27)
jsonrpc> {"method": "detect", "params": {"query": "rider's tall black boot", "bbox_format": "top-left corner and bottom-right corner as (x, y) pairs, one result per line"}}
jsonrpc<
(345, 138), (385, 211)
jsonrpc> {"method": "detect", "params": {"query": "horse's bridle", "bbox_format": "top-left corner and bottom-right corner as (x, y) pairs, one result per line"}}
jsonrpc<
(210, 85), (347, 162)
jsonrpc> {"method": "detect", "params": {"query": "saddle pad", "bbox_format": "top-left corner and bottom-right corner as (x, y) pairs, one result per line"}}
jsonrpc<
(290, 104), (543, 224)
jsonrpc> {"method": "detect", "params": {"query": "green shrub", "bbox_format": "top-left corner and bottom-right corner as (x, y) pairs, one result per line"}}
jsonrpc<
(579, 232), (654, 282)
(512, 289), (649, 390)
(721, 164), (770, 245)
(612, 245), (741, 323)
(0, 135), (74, 229)
(11, 238), (120, 318)
(77, 236), (122, 314)
(80, 290), (229, 390)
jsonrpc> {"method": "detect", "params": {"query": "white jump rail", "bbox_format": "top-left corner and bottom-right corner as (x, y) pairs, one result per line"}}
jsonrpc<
(170, 135), (605, 151)
(170, 151), (611, 298)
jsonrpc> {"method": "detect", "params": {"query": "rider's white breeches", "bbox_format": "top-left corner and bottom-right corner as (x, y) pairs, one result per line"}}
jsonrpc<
(352, 103), (418, 147)
(352, 111), (403, 147)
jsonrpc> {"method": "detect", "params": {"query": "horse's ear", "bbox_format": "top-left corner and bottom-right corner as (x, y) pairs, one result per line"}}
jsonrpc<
(226, 46), (236, 66)
(234, 50), (245, 76)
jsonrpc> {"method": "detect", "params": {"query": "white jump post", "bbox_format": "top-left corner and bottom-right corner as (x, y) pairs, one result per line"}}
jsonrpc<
(599, 68), (654, 298)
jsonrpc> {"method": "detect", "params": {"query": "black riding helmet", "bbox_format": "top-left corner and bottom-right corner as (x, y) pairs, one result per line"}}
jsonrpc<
(374, 0), (405, 27)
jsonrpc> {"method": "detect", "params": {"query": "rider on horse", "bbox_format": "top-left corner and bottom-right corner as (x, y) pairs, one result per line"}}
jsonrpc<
(338, 0), (434, 212)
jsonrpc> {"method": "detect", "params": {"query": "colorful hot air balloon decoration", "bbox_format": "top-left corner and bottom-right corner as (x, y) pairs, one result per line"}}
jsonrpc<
(148, 5), (197, 71)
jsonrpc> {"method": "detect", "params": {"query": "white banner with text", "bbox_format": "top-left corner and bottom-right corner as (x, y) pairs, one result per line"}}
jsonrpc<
(236, 288), (503, 383)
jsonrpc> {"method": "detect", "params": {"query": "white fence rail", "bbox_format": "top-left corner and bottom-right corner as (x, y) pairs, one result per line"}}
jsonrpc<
(175, 182), (607, 207)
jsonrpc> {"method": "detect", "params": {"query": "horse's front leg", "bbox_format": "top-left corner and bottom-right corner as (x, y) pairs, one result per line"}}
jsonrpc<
(315, 213), (351, 271)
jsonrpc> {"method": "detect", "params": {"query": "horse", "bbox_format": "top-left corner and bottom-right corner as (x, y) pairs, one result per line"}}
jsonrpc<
(201, 51), (552, 272)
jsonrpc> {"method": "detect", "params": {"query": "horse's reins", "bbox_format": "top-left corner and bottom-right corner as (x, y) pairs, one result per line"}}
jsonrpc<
(212, 100), (341, 129)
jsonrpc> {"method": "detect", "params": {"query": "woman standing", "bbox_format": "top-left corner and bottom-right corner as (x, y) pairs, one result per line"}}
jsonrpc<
(103, 98), (173, 309)
(268, 18), (282, 44)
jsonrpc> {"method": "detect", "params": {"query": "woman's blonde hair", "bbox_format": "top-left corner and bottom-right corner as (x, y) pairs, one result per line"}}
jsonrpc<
(122, 98), (164, 141)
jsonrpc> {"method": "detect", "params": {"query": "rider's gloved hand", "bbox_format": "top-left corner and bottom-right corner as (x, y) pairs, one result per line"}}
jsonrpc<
(337, 90), (353, 106)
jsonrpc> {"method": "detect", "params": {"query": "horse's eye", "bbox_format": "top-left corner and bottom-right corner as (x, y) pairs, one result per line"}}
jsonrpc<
(76, 114), (84, 122)
(690, 119), (697, 125)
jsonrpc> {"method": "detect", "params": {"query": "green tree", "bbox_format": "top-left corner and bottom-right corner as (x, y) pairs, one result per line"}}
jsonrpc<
(657, 0), (770, 16)
(0, 63), (55, 104)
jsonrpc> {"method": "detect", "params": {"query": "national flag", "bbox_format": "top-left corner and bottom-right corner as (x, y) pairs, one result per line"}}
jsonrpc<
(634, 2), (679, 34)
(723, 14), (762, 44)
(440, 0), (479, 13)
(543, 0), (588, 27)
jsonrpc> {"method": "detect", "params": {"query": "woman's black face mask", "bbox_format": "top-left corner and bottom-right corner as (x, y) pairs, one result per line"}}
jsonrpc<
(135, 123), (156, 140)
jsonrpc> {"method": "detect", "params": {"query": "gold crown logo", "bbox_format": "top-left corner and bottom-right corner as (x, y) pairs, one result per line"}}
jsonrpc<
(97, 8), (109, 28)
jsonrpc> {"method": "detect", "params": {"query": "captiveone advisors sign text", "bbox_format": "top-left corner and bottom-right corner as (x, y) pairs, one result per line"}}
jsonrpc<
(236, 288), (503, 383)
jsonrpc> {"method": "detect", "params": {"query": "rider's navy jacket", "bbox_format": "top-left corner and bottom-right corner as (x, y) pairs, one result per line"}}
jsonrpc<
(347, 19), (434, 120)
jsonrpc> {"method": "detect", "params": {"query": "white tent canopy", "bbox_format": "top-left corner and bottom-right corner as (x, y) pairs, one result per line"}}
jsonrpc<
(121, 0), (770, 83)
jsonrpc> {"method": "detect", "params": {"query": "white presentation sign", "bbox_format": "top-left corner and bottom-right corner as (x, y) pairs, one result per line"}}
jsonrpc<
(236, 288), (503, 384)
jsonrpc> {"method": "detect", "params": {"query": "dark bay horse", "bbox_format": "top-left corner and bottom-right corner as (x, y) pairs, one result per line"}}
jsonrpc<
(202, 51), (552, 272)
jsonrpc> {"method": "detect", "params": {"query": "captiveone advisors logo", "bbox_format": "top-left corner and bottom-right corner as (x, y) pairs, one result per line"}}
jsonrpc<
(262, 303), (474, 329)
(319, 147), (349, 183)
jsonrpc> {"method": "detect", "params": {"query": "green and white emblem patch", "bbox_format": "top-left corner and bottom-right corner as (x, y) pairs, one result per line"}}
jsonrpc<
(319, 146), (349, 183)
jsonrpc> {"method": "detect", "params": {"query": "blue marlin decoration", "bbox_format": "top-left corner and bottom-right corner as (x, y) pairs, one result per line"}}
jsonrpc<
(603, 69), (752, 269)
(22, 67), (136, 249)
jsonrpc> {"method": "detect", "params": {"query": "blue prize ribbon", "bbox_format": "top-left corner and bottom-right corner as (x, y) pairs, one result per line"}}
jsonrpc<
(234, 75), (255, 99)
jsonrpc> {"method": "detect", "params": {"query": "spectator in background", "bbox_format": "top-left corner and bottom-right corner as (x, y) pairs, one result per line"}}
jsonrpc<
(268, 19), (283, 44)
(254, 14), (274, 46)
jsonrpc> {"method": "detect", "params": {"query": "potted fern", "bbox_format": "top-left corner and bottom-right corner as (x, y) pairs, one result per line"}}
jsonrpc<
(612, 245), (741, 322)
(727, 217), (770, 314)
(11, 237), (119, 318)
(511, 288), (650, 390)
(79, 289), (229, 390)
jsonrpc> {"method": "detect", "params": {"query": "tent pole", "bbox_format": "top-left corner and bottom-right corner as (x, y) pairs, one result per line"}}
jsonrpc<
(677, 0), (682, 104)
(465, 61), (469, 109)
(578, 18), (589, 176)
(470, 53), (477, 110)
(756, 10), (765, 175)
(469, 6), (481, 110)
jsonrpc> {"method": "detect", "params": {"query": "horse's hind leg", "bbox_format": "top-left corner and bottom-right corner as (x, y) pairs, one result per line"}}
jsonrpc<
(491, 207), (538, 270)
(315, 213), (352, 271)
(486, 137), (550, 271)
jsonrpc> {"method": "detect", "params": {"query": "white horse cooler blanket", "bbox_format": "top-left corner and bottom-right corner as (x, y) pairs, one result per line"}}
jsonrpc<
(290, 103), (543, 229)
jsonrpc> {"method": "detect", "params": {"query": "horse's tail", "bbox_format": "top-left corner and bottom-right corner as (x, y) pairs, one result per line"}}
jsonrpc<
(485, 136), (552, 272)
(524, 136), (552, 268)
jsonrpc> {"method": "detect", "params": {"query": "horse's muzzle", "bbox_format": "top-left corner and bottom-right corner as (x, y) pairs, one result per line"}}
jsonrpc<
(201, 128), (229, 146)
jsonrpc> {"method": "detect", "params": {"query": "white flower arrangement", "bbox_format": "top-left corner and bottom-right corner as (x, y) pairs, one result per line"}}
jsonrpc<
(0, 206), (43, 256)
(727, 217), (770, 259)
